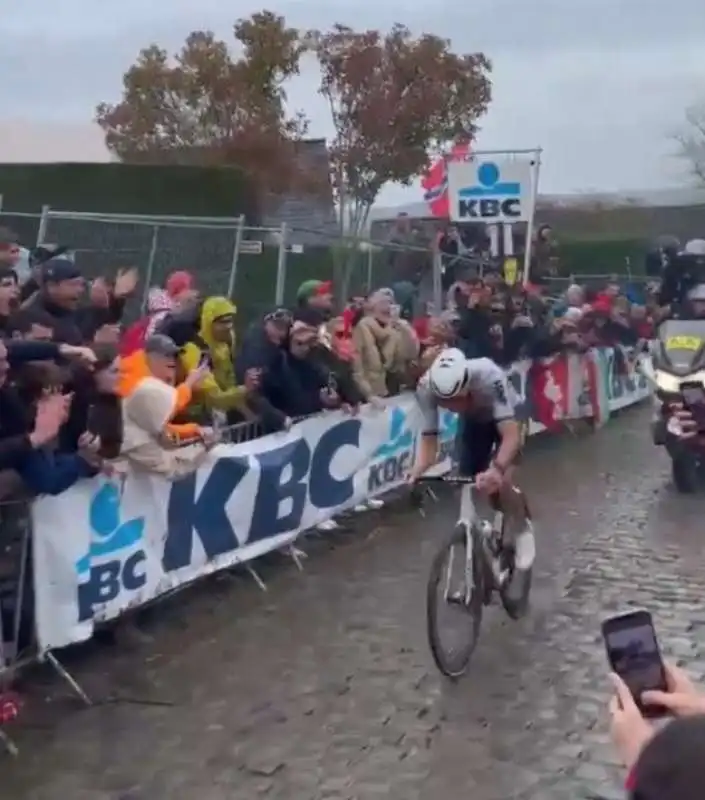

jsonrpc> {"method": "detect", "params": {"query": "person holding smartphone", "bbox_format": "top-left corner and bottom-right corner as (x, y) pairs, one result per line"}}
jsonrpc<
(610, 660), (705, 785)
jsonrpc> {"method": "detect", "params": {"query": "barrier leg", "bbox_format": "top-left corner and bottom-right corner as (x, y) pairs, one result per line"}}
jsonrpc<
(10, 520), (30, 664)
(286, 544), (307, 572)
(245, 565), (268, 592)
(0, 585), (18, 757)
(0, 727), (18, 757)
(44, 651), (92, 706)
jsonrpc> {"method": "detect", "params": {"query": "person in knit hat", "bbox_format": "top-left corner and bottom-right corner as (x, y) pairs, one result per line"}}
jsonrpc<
(119, 271), (194, 358)
(296, 279), (334, 317)
(166, 270), (199, 309)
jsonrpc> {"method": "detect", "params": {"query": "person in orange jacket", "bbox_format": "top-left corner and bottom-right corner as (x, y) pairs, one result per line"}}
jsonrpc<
(117, 334), (211, 446)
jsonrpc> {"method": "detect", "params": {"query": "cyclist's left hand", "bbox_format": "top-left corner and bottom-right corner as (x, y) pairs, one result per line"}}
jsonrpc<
(475, 465), (503, 495)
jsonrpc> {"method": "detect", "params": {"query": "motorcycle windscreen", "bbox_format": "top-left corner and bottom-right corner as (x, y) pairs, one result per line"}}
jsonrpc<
(657, 319), (705, 374)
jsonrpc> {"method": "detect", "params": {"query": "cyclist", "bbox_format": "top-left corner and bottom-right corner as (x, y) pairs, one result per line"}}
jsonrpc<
(408, 347), (534, 618)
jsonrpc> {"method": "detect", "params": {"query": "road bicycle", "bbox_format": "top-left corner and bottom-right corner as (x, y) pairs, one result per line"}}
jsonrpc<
(417, 474), (522, 679)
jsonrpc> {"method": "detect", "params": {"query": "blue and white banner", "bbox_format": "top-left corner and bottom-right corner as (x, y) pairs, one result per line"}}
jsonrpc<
(597, 345), (650, 411)
(31, 347), (651, 652)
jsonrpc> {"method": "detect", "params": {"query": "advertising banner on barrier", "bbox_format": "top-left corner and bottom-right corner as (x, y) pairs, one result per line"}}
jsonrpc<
(599, 345), (650, 411)
(31, 347), (651, 653)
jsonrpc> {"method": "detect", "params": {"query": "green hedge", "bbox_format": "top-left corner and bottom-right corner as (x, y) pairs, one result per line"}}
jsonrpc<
(0, 163), (259, 222)
(558, 239), (648, 276)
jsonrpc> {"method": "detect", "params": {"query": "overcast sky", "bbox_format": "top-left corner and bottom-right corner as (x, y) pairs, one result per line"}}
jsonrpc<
(2, 0), (704, 204)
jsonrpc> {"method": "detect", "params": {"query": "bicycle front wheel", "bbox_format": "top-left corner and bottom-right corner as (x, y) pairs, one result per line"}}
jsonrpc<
(426, 523), (485, 679)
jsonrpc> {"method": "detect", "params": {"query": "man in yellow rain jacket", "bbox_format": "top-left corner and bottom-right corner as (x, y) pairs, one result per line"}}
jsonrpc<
(178, 296), (255, 422)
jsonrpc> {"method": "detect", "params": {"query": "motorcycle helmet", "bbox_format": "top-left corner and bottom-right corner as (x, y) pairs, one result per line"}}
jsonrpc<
(686, 282), (705, 302)
(683, 239), (705, 257)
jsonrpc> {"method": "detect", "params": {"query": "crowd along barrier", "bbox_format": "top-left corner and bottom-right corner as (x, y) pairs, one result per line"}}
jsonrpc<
(29, 344), (650, 663)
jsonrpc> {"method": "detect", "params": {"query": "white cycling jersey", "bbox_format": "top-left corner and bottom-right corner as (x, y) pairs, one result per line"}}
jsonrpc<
(416, 356), (517, 434)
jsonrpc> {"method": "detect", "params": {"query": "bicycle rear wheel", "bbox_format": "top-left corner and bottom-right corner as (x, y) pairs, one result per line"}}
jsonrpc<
(426, 523), (485, 679)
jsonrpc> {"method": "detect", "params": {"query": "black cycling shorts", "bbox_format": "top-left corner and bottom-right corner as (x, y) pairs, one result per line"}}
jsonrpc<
(457, 418), (501, 478)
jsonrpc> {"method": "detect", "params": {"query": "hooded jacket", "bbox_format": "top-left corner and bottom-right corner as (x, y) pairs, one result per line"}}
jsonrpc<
(178, 296), (250, 415)
(117, 350), (207, 479)
(118, 350), (200, 442)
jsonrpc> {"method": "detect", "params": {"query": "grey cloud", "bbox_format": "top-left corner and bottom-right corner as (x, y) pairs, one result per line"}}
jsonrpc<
(2, 1), (705, 195)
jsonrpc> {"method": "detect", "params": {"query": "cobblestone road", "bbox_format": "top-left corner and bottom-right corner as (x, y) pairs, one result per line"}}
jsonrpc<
(6, 404), (705, 800)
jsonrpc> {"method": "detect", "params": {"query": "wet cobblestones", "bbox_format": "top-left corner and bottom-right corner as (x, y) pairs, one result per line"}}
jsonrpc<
(4, 404), (703, 799)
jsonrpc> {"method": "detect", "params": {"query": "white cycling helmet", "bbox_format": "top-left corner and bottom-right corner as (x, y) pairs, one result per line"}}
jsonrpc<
(683, 239), (705, 256)
(427, 347), (469, 399)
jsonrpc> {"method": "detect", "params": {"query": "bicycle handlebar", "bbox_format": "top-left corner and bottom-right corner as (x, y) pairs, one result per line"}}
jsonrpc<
(416, 474), (476, 486)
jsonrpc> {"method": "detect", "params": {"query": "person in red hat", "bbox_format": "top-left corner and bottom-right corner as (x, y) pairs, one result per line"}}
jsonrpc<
(165, 270), (199, 308)
(120, 272), (199, 357)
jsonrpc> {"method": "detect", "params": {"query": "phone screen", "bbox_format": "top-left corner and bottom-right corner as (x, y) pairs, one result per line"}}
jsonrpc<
(602, 611), (667, 716)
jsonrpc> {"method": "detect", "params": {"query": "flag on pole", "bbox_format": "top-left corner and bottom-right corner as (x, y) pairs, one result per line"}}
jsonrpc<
(421, 141), (471, 218)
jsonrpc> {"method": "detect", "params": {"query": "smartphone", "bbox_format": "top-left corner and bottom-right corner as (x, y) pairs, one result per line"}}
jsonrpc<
(602, 609), (668, 717)
(198, 353), (212, 370)
(680, 381), (705, 430)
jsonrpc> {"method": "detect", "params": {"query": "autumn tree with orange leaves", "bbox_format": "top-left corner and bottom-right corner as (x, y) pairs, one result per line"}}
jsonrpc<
(309, 24), (492, 239)
(95, 11), (309, 194)
(97, 11), (491, 226)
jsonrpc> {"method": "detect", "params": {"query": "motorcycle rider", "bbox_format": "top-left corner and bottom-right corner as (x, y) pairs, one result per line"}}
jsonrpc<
(645, 234), (680, 279)
(658, 239), (705, 315)
(652, 239), (705, 459)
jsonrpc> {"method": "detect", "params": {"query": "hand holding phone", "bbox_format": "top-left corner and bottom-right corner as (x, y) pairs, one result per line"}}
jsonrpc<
(608, 672), (656, 771)
(680, 382), (705, 431)
(602, 609), (668, 718)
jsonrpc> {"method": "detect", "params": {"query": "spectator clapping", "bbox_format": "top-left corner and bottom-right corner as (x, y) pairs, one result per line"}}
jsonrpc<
(0, 226), (657, 504)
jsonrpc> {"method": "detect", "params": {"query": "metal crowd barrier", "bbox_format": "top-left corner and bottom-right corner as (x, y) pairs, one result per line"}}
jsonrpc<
(0, 353), (650, 753)
(0, 497), (34, 755)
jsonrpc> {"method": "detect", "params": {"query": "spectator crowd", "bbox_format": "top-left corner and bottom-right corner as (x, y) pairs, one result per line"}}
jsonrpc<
(0, 223), (662, 503)
(6, 224), (705, 796)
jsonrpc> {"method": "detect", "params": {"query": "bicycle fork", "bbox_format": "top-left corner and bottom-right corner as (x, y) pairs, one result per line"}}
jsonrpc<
(458, 484), (476, 604)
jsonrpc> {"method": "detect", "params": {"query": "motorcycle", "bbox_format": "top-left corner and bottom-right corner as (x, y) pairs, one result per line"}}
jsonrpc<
(639, 319), (705, 493)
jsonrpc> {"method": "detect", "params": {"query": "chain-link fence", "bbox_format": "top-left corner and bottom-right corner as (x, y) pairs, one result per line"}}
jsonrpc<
(0, 202), (656, 325)
(0, 205), (453, 319)
(0, 211), (42, 249)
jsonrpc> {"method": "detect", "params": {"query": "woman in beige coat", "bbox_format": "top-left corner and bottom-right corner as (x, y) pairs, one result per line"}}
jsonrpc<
(351, 290), (418, 399)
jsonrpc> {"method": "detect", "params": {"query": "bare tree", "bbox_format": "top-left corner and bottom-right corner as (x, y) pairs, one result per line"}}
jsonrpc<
(676, 105), (705, 186)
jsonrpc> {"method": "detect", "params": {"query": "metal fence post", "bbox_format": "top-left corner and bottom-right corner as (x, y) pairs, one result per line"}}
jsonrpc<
(226, 215), (246, 298)
(366, 245), (374, 290)
(274, 222), (288, 306)
(141, 224), (160, 312)
(35, 205), (50, 245)
(432, 249), (443, 313)
(0, 194), (3, 213)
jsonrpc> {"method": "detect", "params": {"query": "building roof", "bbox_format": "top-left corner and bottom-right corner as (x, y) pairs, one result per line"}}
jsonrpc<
(261, 138), (338, 245)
